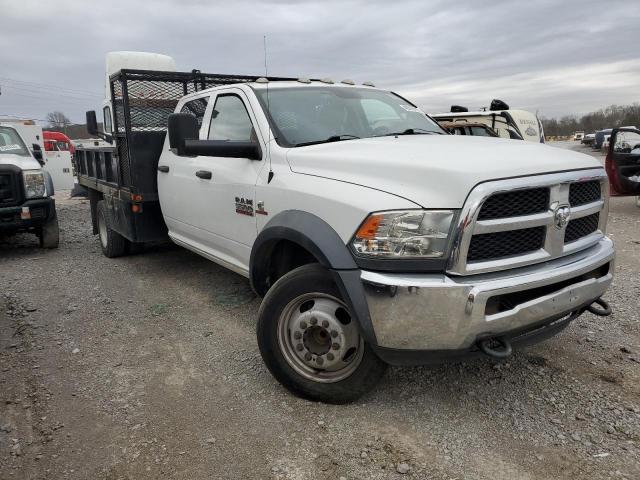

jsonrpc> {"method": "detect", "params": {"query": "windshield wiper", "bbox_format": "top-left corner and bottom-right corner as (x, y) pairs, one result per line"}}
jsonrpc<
(294, 134), (361, 147)
(382, 128), (442, 136)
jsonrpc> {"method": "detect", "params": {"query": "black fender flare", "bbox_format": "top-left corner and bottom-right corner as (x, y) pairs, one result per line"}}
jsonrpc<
(250, 210), (378, 345)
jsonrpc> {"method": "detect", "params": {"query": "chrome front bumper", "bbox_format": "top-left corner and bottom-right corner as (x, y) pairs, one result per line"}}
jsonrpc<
(361, 237), (614, 351)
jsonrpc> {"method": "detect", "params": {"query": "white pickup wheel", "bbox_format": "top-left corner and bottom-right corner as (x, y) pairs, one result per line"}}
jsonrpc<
(96, 200), (129, 258)
(257, 263), (387, 403)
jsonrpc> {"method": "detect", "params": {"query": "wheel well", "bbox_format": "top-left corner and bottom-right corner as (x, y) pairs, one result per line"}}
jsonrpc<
(252, 239), (319, 296)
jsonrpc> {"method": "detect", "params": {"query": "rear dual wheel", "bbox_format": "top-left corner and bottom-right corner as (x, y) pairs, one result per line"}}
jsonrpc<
(96, 200), (129, 258)
(257, 264), (387, 404)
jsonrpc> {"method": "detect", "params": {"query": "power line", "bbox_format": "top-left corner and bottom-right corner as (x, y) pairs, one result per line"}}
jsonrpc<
(0, 87), (97, 104)
(0, 113), (50, 123)
(0, 76), (102, 98)
(2, 82), (99, 99)
(0, 87), (98, 105)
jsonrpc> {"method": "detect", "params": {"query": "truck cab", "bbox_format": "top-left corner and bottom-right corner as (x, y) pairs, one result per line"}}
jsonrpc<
(0, 124), (59, 248)
(43, 131), (75, 157)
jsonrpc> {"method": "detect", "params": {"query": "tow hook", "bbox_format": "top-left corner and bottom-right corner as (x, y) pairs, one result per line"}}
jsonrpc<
(586, 297), (612, 317)
(478, 337), (513, 359)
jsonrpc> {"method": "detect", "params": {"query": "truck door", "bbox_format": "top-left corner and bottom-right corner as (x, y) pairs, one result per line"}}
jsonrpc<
(158, 93), (212, 245)
(193, 89), (266, 272)
(605, 128), (640, 196)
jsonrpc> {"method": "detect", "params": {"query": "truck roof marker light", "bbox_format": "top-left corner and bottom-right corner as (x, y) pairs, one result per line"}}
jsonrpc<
(341, 79), (355, 85)
(362, 81), (375, 87)
(131, 193), (143, 202)
(320, 78), (334, 84)
(255, 77), (269, 83)
(355, 214), (383, 240)
(297, 78), (312, 84)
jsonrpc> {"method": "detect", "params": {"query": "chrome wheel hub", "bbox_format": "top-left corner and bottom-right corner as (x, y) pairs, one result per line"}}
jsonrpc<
(278, 293), (363, 383)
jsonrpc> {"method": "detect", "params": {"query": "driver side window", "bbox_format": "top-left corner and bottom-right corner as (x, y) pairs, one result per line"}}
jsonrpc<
(208, 94), (255, 141)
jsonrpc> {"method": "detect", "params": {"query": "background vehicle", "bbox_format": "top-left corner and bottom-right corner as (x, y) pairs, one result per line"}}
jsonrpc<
(606, 127), (640, 206)
(0, 123), (59, 248)
(431, 100), (545, 143)
(594, 129), (612, 150)
(44, 131), (75, 157)
(581, 133), (595, 146)
(438, 121), (498, 137)
(0, 118), (44, 150)
(76, 52), (614, 403)
(574, 131), (585, 141)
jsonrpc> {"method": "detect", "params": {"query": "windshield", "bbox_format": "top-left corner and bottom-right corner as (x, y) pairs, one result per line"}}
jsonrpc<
(0, 127), (29, 156)
(255, 86), (445, 147)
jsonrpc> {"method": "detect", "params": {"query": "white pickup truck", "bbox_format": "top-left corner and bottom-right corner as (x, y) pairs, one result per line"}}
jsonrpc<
(76, 52), (614, 403)
(0, 123), (59, 248)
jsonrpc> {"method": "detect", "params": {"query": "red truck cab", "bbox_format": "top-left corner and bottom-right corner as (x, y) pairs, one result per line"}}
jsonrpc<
(43, 131), (75, 156)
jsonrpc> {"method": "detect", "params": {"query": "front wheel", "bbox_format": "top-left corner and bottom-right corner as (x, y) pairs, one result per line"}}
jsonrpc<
(38, 213), (59, 249)
(257, 263), (387, 404)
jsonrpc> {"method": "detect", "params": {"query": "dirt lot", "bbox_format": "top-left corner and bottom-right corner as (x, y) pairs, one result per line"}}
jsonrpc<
(1, 142), (639, 479)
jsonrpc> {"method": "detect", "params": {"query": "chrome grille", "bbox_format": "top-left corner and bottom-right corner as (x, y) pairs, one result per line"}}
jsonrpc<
(477, 187), (549, 220)
(569, 180), (601, 206)
(447, 169), (608, 275)
(565, 213), (600, 244)
(468, 226), (546, 262)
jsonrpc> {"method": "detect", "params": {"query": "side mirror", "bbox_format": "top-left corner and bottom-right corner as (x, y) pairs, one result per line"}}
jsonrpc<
(167, 112), (262, 160)
(183, 140), (262, 160)
(168, 113), (199, 156)
(86, 110), (113, 143)
(32, 144), (44, 165)
(86, 110), (98, 136)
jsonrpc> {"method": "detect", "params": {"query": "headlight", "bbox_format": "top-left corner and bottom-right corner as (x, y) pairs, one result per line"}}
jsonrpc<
(23, 170), (46, 198)
(352, 210), (456, 258)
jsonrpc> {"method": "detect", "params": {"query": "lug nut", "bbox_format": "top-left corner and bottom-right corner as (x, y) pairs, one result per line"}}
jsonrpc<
(327, 353), (334, 361)
(330, 330), (338, 338)
(294, 331), (302, 340)
(332, 343), (340, 350)
(304, 352), (312, 361)
(310, 317), (318, 325)
(316, 357), (324, 365)
(296, 344), (303, 351)
(322, 320), (329, 328)
(299, 321), (307, 329)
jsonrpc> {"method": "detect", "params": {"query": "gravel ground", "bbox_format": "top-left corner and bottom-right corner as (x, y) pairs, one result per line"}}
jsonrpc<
(1, 141), (639, 479)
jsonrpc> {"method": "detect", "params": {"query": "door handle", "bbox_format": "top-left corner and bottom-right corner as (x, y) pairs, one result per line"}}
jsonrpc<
(195, 170), (212, 180)
(157, 165), (170, 173)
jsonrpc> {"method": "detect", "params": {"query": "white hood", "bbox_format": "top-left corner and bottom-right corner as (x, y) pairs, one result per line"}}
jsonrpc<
(0, 153), (41, 170)
(286, 135), (602, 208)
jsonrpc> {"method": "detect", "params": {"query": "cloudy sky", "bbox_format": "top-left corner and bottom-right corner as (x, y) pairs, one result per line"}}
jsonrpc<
(1, 0), (639, 124)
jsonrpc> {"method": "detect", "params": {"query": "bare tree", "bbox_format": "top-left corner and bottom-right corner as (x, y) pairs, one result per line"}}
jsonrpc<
(541, 103), (640, 136)
(46, 111), (72, 130)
